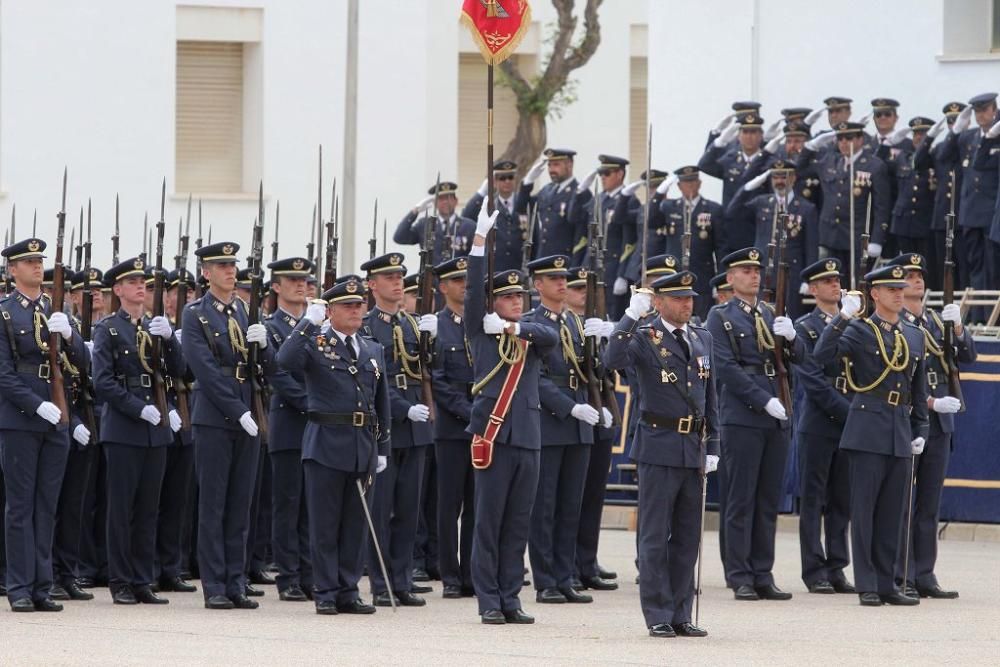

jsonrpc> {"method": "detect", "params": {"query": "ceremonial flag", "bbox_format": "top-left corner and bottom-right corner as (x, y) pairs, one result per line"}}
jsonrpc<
(460, 0), (532, 66)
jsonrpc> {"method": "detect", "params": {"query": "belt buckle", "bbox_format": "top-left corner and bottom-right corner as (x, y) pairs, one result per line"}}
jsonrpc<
(834, 376), (847, 393)
(887, 390), (900, 406)
(140, 374), (152, 388)
(395, 373), (408, 389)
(353, 411), (365, 427)
(764, 361), (776, 378)
(235, 363), (247, 383)
(38, 362), (51, 380)
(677, 416), (693, 434)
(569, 375), (579, 390)
(926, 371), (938, 387)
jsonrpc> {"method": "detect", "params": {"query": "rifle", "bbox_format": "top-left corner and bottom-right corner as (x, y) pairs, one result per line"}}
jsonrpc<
(48, 168), (70, 425)
(942, 172), (965, 411)
(324, 179), (338, 290)
(855, 193), (873, 315)
(77, 200), (97, 443)
(110, 195), (121, 312)
(148, 180), (170, 426)
(267, 200), (280, 313)
(194, 200), (204, 299)
(3, 205), (13, 294)
(521, 203), (537, 311)
(681, 198), (692, 272)
(315, 146), (325, 282)
(584, 180), (605, 414)
(640, 125), (652, 287)
(592, 178), (622, 425)
(307, 205), (317, 281)
(248, 183), (269, 440)
(416, 187), (436, 421)
(174, 205), (192, 431)
(70, 218), (80, 274)
(140, 212), (148, 264)
(773, 222), (793, 415)
(1, 229), (7, 296)
(367, 199), (378, 309)
(760, 202), (779, 303)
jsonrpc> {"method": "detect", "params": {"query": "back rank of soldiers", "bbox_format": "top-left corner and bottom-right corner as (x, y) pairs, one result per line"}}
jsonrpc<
(463, 160), (525, 272)
(394, 182), (475, 264)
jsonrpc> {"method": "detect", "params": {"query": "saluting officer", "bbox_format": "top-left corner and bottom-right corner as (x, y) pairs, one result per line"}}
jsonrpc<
(360, 252), (437, 607)
(181, 241), (274, 610)
(277, 277), (391, 616)
(464, 160), (524, 272)
(393, 182), (476, 264)
(705, 248), (803, 601)
(0, 238), (87, 612)
(890, 253), (975, 599)
(877, 117), (937, 259)
(515, 148), (585, 260)
(606, 270), (719, 638)
(464, 203), (558, 625)
(262, 257), (314, 602)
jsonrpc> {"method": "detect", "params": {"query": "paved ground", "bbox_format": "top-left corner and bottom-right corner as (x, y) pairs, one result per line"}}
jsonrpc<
(2, 528), (998, 665)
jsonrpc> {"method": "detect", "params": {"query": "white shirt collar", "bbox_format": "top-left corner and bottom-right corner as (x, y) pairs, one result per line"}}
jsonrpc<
(684, 196), (701, 209)
(845, 150), (862, 166)
(606, 185), (624, 197)
(331, 327), (358, 348)
(660, 318), (689, 337)
(556, 178), (575, 194)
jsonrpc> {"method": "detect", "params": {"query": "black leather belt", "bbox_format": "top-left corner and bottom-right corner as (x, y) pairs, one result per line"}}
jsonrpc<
(831, 375), (849, 394)
(548, 375), (580, 390)
(740, 361), (777, 377)
(121, 374), (153, 389)
(218, 363), (248, 381)
(308, 411), (369, 427)
(864, 386), (911, 407)
(16, 361), (52, 379)
(640, 411), (704, 434)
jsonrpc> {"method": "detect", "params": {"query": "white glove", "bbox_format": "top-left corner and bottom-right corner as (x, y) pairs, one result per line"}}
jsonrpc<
(577, 169), (598, 193)
(805, 132), (836, 151)
(418, 313), (438, 337)
(47, 311), (72, 341)
(73, 424), (91, 446)
(763, 118), (783, 141)
(85, 340), (94, 355)
(571, 403), (601, 426)
(804, 107), (825, 126)
(764, 397), (788, 421)
(174, 329), (183, 346)
(148, 315), (172, 339)
(928, 116), (947, 139)
(524, 155), (547, 184)
(239, 411), (259, 437)
(764, 133), (785, 154)
(986, 119), (1000, 140)
(600, 407), (613, 428)
(476, 197), (499, 237)
(799, 281), (811, 296)
(584, 317), (614, 339)
(413, 194), (435, 212)
(35, 401), (62, 425)
(621, 180), (642, 197)
(140, 404), (162, 426)
(867, 242), (882, 259)
(840, 291), (861, 319)
(941, 303), (962, 325)
(705, 455), (719, 474)
(476, 178), (489, 198)
(745, 169), (772, 191)
(932, 396), (961, 414)
(407, 404), (431, 423)
(911, 437), (926, 456)
(246, 323), (268, 348)
(306, 301), (326, 325)
(858, 113), (872, 127)
(168, 409), (182, 433)
(951, 106), (973, 134)
(612, 277), (629, 296)
(655, 174), (677, 195)
(625, 291), (652, 320)
(885, 127), (912, 146)
(376, 455), (388, 474)
(483, 311), (508, 335)
(713, 120), (740, 147)
(772, 315), (796, 341)
(713, 112), (737, 133)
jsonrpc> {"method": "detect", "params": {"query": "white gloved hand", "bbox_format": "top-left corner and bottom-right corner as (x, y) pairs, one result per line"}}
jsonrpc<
(483, 311), (508, 335)
(571, 403), (601, 425)
(911, 437), (926, 455)
(413, 194), (435, 212)
(886, 127), (912, 146)
(577, 169), (598, 193)
(524, 155), (547, 184)
(987, 119), (1000, 140)
(763, 118), (783, 141)
(705, 454), (719, 474)
(418, 313), (438, 337)
(840, 291), (861, 319)
(713, 112), (737, 133)
(805, 131), (836, 151)
(772, 315), (797, 341)
(612, 277), (629, 295)
(655, 174), (677, 195)
(621, 180), (643, 197)
(867, 242), (882, 259)
(932, 396), (962, 414)
(713, 120), (741, 147)
(799, 281), (811, 296)
(174, 329), (183, 346)
(477, 178), (489, 198)
(85, 340), (94, 355)
(764, 133), (785, 154)
(407, 404), (431, 423)
(941, 303), (962, 325)
(928, 116), (948, 139)
(764, 397), (788, 420)
(246, 323), (268, 348)
(47, 311), (72, 341)
(858, 113), (872, 127)
(140, 404), (162, 426)
(148, 315), (172, 339)
(600, 407), (613, 429)
(745, 169), (772, 191)
(306, 301), (326, 325)
(35, 401), (62, 425)
(73, 424), (91, 446)
(584, 317), (614, 340)
(239, 411), (259, 437)
(320, 320), (331, 334)
(476, 197), (499, 237)
(625, 291), (652, 320)
(168, 409), (182, 433)
(376, 455), (388, 474)
(804, 107), (825, 126)
(952, 106), (973, 134)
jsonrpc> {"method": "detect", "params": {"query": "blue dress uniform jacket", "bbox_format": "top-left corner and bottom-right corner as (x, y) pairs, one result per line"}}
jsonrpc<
(972, 134), (1000, 244)
(392, 212), (476, 263)
(91, 310), (185, 447)
(463, 193), (524, 272)
(944, 129), (997, 231)
(794, 309), (853, 439)
(748, 147), (824, 209)
(879, 144), (936, 242)
(515, 178), (583, 261)
(430, 307), (474, 441)
(697, 145), (766, 252)
(725, 191), (819, 288)
(263, 309), (309, 453)
(916, 136), (962, 233)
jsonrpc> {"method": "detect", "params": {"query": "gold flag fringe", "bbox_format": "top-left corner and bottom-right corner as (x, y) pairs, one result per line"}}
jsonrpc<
(460, 3), (532, 66)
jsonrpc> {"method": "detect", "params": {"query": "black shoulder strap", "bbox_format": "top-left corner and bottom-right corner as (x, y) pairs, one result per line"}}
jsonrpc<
(197, 311), (222, 364)
(717, 309), (743, 364)
(0, 308), (19, 362)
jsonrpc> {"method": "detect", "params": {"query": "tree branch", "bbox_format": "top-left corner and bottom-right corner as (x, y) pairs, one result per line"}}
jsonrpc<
(499, 58), (531, 100)
(564, 0), (603, 71)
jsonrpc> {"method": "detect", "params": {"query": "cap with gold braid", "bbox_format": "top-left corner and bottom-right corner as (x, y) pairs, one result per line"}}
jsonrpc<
(2, 237), (47, 261)
(865, 264), (908, 288)
(800, 257), (843, 283)
(887, 252), (927, 277)
(721, 247), (763, 270)
(566, 265), (588, 288)
(433, 256), (469, 280)
(489, 269), (527, 295)
(195, 241), (241, 264)
(360, 252), (406, 276)
(646, 253), (679, 277)
(320, 276), (366, 304)
(651, 270), (699, 297)
(526, 254), (570, 277)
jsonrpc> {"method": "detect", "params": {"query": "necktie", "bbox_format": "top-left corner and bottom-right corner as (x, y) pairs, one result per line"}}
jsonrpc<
(346, 335), (358, 362)
(673, 328), (690, 360)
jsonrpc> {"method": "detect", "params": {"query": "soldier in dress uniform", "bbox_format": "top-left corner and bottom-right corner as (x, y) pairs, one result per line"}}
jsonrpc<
(261, 257), (314, 602)
(621, 169), (671, 283)
(793, 258), (855, 595)
(464, 160), (524, 272)
(605, 270), (719, 638)
(704, 101), (762, 150)
(752, 121), (822, 209)
(464, 204), (559, 625)
(878, 117), (937, 259)
(428, 256), (476, 599)
(813, 264), (928, 606)
(276, 277), (390, 616)
(521, 255), (609, 605)
(91, 257), (184, 605)
(0, 238), (87, 612)
(705, 248), (803, 601)
(235, 268), (253, 304)
(181, 241), (274, 610)
(393, 182), (476, 264)
(870, 98), (909, 152)
(360, 252), (437, 607)
(710, 272), (733, 305)
(819, 96), (854, 135)
(402, 274), (419, 314)
(515, 148), (585, 261)
(888, 253), (975, 599)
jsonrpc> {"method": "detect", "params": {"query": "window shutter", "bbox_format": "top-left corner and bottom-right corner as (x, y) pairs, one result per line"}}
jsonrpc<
(629, 56), (648, 182)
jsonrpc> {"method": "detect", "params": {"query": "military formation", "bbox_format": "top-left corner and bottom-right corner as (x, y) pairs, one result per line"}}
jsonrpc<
(0, 90), (987, 640)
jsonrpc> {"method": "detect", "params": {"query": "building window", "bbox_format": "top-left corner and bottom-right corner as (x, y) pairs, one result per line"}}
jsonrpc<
(993, 0), (1000, 50)
(629, 56), (648, 182)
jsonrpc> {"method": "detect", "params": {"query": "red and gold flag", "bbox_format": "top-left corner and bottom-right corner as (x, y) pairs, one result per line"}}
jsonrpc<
(460, 0), (532, 66)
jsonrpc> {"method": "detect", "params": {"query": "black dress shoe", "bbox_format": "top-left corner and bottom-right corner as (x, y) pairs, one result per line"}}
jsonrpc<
(412, 567), (430, 582)
(396, 590), (426, 607)
(536, 587), (567, 603)
(112, 588), (138, 605)
(733, 584), (759, 601)
(442, 584), (463, 599)
(0, 584), (7, 596)
(648, 623), (676, 638)
(903, 584), (919, 598)
(755, 584), (792, 600)
(50, 585), (70, 600)
(10, 598), (35, 612)
(279, 586), (308, 602)
(205, 595), (235, 610)
(134, 586), (169, 604)
(560, 587), (593, 603)
(63, 581), (94, 601)
(503, 608), (534, 624)
(244, 583), (265, 597)
(76, 577), (95, 589)
(34, 598), (63, 612)
(373, 591), (396, 607)
(597, 565), (618, 580)
(461, 586), (476, 598)
(807, 580), (835, 594)
(315, 600), (339, 615)
(880, 591), (919, 606)
(481, 609), (506, 625)
(831, 579), (856, 594)
(230, 594), (260, 609)
(570, 577), (584, 591)
(411, 583), (433, 594)
(159, 576), (197, 593)
(674, 622), (708, 637)
(336, 599), (376, 614)
(581, 575), (618, 591)
(248, 570), (275, 585)
(917, 584), (959, 599)
(859, 592), (883, 606)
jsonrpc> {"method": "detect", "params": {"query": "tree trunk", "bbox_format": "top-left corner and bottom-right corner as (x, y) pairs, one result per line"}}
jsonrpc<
(501, 111), (547, 179)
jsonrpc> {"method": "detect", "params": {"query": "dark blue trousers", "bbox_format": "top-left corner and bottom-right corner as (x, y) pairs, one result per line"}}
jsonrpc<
(797, 433), (851, 586)
(435, 439), (474, 590)
(897, 433), (951, 588)
(76, 443), (107, 581)
(576, 431), (616, 579)
(367, 445), (426, 595)
(305, 460), (365, 605)
(529, 443), (589, 591)
(847, 449), (908, 595)
(156, 444), (195, 580)
(270, 449), (311, 593)
(194, 426), (260, 599)
(245, 445), (271, 574)
(53, 444), (97, 585)
(1, 429), (69, 603)
(413, 446), (438, 574)
(472, 445), (539, 614)
(104, 443), (167, 589)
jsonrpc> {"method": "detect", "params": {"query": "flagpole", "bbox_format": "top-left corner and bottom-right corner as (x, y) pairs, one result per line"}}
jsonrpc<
(486, 62), (496, 313)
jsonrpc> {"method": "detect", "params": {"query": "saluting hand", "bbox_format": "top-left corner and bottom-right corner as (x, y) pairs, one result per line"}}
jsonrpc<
(524, 155), (548, 184)
(804, 107), (825, 126)
(744, 169), (772, 192)
(713, 120), (741, 148)
(305, 301), (326, 326)
(951, 106), (973, 134)
(839, 291), (862, 319)
(764, 133), (785, 154)
(763, 118), (783, 142)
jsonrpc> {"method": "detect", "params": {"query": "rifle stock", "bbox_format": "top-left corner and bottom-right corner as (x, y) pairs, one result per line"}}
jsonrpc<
(773, 221), (792, 415)
(248, 184), (269, 441)
(149, 180), (170, 424)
